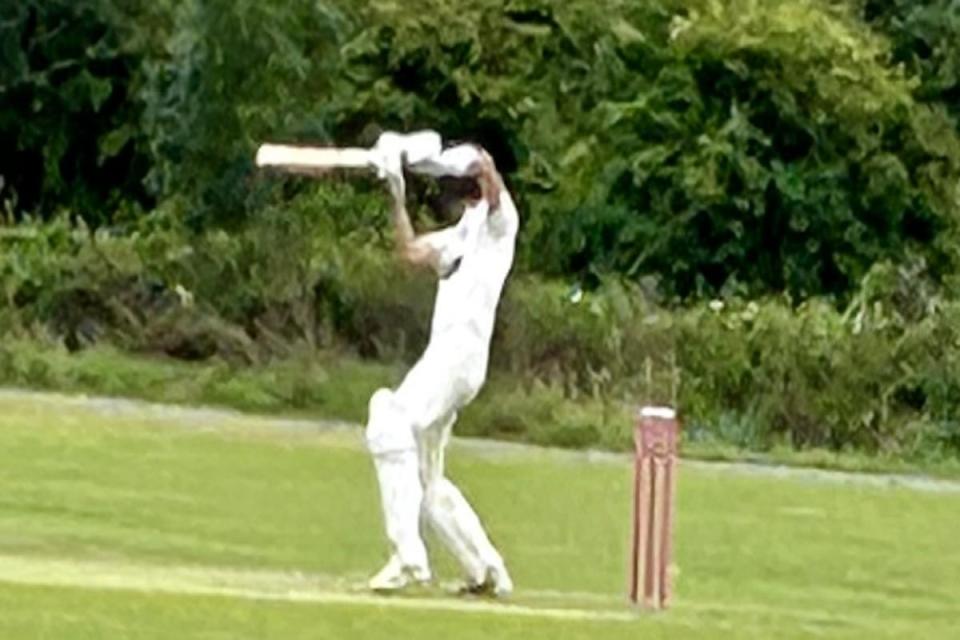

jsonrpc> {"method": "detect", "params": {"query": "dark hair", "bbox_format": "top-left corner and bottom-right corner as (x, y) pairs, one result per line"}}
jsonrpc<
(427, 174), (482, 219)
(440, 174), (482, 200)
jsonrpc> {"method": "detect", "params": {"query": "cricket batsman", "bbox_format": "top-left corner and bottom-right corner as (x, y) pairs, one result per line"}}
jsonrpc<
(364, 132), (517, 596)
(257, 131), (518, 596)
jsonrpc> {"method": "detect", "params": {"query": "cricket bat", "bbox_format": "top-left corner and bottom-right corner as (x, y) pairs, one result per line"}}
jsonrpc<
(255, 131), (480, 178)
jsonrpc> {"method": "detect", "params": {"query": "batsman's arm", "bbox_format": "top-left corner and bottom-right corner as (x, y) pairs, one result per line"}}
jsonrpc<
(389, 181), (429, 266)
(472, 149), (520, 239)
(476, 150), (503, 213)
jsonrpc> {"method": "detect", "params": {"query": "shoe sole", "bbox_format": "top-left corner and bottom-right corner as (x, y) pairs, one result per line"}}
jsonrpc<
(456, 566), (512, 599)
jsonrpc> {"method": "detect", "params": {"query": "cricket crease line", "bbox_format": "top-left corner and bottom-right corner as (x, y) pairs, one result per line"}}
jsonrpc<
(0, 554), (636, 623)
(518, 585), (954, 619)
(0, 554), (915, 627)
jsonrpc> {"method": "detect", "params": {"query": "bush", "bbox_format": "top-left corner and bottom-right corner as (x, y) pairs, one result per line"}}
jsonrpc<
(862, 0), (960, 126)
(1, 183), (374, 359)
(7, 206), (960, 459)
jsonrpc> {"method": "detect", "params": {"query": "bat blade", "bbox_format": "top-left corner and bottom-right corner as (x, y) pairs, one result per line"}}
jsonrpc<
(255, 144), (374, 173)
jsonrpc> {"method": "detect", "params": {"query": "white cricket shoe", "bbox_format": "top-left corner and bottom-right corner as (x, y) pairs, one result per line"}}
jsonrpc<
(489, 564), (514, 597)
(368, 555), (431, 593)
(459, 564), (513, 598)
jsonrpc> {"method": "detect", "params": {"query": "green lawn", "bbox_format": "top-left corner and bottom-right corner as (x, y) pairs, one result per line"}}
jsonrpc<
(0, 394), (957, 639)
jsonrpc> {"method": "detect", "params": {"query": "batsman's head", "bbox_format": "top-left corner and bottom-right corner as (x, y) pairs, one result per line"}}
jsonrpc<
(426, 174), (475, 220)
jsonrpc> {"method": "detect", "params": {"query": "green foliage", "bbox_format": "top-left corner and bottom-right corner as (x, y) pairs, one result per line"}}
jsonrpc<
(0, 0), (158, 222)
(6, 203), (960, 460)
(566, 0), (960, 297)
(140, 0), (353, 225)
(5, 0), (960, 298)
(336, 0), (960, 298)
(6, 0), (960, 462)
(0, 338), (400, 418)
(0, 182), (391, 358)
(862, 0), (960, 124)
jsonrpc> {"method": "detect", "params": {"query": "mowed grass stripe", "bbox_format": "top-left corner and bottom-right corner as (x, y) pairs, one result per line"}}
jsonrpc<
(0, 553), (890, 628)
(0, 553), (638, 622)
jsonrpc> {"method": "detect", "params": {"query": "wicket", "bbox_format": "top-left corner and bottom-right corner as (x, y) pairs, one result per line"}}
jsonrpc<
(629, 406), (679, 610)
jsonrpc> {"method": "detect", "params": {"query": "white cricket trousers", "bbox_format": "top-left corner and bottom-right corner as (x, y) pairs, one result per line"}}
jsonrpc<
(364, 341), (505, 583)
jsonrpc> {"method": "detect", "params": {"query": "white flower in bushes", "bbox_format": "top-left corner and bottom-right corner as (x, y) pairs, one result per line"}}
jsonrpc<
(569, 284), (584, 305)
(174, 284), (194, 308)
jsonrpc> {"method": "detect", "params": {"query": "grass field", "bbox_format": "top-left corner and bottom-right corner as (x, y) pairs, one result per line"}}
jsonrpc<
(0, 392), (958, 639)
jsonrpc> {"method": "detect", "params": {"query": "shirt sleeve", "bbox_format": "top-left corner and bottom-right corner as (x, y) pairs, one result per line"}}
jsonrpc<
(417, 225), (467, 278)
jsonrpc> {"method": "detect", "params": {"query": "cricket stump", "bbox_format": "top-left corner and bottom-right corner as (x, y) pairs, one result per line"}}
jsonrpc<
(629, 406), (679, 610)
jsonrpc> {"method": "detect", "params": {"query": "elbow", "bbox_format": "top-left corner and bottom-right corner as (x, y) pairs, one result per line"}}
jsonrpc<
(395, 242), (417, 266)
(397, 242), (437, 270)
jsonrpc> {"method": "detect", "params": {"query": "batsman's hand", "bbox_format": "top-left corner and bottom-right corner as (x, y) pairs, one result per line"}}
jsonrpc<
(371, 133), (406, 201)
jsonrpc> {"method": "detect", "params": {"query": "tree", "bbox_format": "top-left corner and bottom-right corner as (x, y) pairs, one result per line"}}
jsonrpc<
(140, 0), (353, 226)
(340, 0), (960, 298)
(0, 0), (155, 223)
